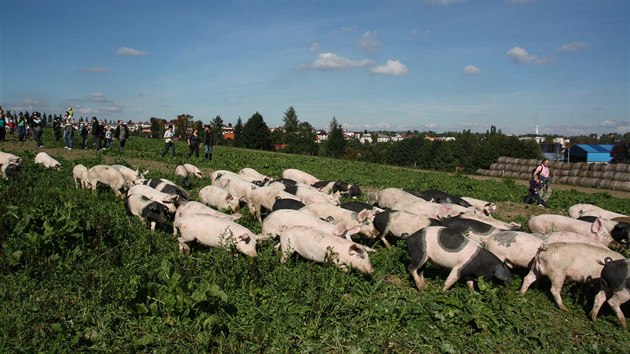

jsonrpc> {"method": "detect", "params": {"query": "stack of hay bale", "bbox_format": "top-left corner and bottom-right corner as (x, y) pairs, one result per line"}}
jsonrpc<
(477, 157), (630, 192)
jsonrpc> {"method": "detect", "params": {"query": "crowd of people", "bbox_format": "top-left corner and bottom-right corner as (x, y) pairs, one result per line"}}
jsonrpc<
(1, 105), (216, 162)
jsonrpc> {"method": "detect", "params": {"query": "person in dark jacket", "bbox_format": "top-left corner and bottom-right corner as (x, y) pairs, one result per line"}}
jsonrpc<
(80, 123), (89, 149)
(32, 112), (44, 148)
(114, 120), (130, 152)
(203, 125), (215, 161)
(188, 128), (200, 158)
(91, 116), (101, 150)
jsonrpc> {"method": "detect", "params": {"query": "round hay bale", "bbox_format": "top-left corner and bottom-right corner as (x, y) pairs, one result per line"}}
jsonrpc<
(489, 163), (499, 170)
(505, 157), (518, 164)
(527, 159), (539, 166)
(573, 162), (587, 170)
(598, 179), (612, 189)
(615, 164), (628, 172)
(558, 169), (570, 177)
(621, 181), (630, 191)
(569, 169), (581, 177)
(520, 165), (531, 173)
(579, 178), (599, 188)
(558, 176), (569, 184)
(496, 156), (509, 163)
(602, 171), (616, 180)
(602, 164), (616, 172)
(591, 171), (603, 179)
(609, 181), (625, 190)
(566, 176), (580, 185)
(614, 172), (630, 181)
(590, 163), (604, 171)
(489, 170), (502, 177)
(495, 163), (505, 171)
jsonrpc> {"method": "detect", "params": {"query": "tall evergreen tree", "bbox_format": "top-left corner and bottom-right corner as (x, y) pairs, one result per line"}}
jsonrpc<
(175, 114), (193, 139)
(211, 115), (225, 145)
(241, 112), (272, 150)
(326, 116), (346, 158)
(233, 117), (243, 147)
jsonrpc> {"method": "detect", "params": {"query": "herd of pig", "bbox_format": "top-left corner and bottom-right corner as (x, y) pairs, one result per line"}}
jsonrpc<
(1, 149), (630, 329)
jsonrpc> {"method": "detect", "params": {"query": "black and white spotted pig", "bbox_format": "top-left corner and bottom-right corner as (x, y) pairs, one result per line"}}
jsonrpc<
(591, 258), (630, 329)
(406, 226), (512, 291)
(125, 193), (171, 232)
(439, 216), (504, 243)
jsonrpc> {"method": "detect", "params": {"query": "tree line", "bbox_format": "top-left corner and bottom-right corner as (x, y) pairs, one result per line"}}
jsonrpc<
(129, 106), (630, 170)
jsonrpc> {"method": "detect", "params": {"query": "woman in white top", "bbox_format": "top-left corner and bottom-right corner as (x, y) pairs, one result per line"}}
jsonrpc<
(161, 125), (176, 157)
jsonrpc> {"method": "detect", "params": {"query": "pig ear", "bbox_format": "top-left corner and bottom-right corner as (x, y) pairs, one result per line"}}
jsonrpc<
(348, 243), (364, 256)
(357, 209), (370, 222)
(333, 224), (346, 236)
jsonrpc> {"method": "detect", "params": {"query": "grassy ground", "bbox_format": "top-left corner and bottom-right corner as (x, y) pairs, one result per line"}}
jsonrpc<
(1, 130), (629, 352)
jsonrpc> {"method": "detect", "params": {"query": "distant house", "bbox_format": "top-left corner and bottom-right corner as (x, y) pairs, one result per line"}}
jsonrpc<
(565, 144), (614, 163)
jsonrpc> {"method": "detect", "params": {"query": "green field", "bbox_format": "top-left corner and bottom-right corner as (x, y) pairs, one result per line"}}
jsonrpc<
(1, 132), (629, 352)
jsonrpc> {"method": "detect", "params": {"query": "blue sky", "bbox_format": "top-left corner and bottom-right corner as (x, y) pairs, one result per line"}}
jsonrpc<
(1, 0), (628, 135)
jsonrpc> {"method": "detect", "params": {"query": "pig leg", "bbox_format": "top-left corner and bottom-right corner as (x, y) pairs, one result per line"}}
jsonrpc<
(150, 221), (156, 232)
(442, 266), (463, 291)
(178, 239), (191, 255)
(608, 290), (630, 329)
(590, 285), (610, 322)
(74, 177), (79, 189)
(407, 257), (429, 291)
(549, 275), (568, 311)
(379, 235), (392, 249)
(519, 269), (538, 295)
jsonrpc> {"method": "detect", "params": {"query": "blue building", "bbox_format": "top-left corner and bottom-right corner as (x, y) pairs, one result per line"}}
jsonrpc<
(565, 144), (614, 163)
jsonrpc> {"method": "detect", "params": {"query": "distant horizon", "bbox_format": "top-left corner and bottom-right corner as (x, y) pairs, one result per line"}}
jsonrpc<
(1, 1), (628, 137)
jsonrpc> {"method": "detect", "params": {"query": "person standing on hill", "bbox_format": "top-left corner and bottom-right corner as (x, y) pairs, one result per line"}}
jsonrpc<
(91, 116), (101, 150)
(63, 116), (75, 149)
(0, 112), (6, 142)
(17, 113), (26, 141)
(32, 112), (44, 148)
(114, 120), (130, 153)
(203, 125), (214, 161)
(80, 123), (89, 149)
(533, 158), (552, 202)
(187, 128), (200, 158)
(161, 125), (176, 157)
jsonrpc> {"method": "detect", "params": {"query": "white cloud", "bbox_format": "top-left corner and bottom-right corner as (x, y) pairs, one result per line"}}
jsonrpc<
(312, 52), (373, 70)
(369, 60), (410, 76)
(424, 0), (467, 6)
(557, 41), (590, 52)
(9, 98), (49, 113)
(410, 28), (430, 37)
(79, 66), (112, 73)
(506, 46), (552, 64)
(89, 92), (110, 103)
(461, 65), (480, 74)
(506, 0), (536, 4)
(335, 26), (358, 35)
(309, 42), (321, 53)
(115, 47), (148, 57)
(358, 31), (380, 53)
(424, 123), (439, 129)
(376, 122), (391, 129)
